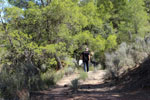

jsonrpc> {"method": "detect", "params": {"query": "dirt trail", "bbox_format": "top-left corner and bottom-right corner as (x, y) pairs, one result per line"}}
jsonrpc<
(30, 70), (150, 100)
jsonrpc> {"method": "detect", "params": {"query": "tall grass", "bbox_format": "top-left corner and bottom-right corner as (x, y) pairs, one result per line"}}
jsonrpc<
(0, 63), (40, 99)
(79, 71), (88, 81)
(70, 79), (79, 92)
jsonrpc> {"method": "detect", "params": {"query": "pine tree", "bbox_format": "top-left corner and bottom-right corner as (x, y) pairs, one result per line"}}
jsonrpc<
(118, 0), (149, 42)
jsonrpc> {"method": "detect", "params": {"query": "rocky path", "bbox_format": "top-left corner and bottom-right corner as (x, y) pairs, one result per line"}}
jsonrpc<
(30, 70), (150, 100)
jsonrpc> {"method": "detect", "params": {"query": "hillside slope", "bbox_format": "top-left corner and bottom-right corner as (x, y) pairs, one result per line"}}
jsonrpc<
(116, 57), (150, 91)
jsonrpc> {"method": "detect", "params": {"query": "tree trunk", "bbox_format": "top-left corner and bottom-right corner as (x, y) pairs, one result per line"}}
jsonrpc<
(134, 22), (138, 34)
(54, 54), (63, 69)
(41, 0), (45, 7)
(128, 31), (132, 40)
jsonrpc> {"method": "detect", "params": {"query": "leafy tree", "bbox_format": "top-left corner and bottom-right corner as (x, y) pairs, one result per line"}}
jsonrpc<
(144, 0), (150, 13)
(8, 0), (34, 8)
(118, 0), (149, 42)
(81, 1), (103, 35)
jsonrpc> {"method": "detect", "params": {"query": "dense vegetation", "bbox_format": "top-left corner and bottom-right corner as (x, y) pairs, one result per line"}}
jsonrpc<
(0, 0), (150, 99)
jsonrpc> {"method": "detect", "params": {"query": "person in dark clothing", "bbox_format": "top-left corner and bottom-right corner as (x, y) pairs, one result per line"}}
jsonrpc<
(81, 48), (90, 72)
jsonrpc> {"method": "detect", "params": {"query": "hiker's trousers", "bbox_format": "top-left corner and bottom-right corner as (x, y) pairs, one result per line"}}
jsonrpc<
(83, 61), (89, 72)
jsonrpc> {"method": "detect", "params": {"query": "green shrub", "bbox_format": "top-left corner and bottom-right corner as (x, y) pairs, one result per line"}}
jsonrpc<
(70, 79), (79, 92)
(0, 63), (40, 99)
(89, 65), (94, 71)
(64, 67), (75, 76)
(79, 71), (88, 81)
(54, 70), (65, 83)
(105, 37), (150, 80)
(40, 70), (56, 88)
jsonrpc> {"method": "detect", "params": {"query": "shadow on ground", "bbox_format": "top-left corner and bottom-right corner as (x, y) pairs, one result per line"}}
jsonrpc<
(30, 81), (150, 100)
(76, 83), (150, 100)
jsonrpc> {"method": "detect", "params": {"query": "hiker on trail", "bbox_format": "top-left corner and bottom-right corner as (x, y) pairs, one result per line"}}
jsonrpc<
(81, 48), (90, 72)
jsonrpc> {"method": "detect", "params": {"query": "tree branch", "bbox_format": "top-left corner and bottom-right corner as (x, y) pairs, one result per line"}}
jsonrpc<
(54, 54), (63, 69)
(41, 0), (45, 7)
(46, 0), (51, 6)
